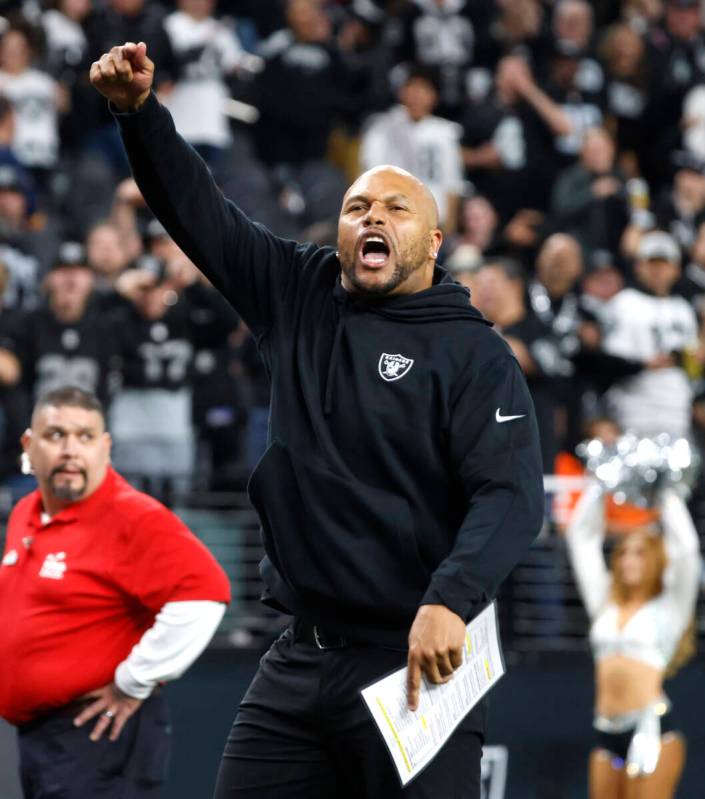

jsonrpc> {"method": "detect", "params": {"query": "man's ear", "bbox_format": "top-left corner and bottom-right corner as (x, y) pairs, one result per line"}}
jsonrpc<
(20, 428), (33, 475)
(20, 427), (32, 453)
(430, 229), (443, 260)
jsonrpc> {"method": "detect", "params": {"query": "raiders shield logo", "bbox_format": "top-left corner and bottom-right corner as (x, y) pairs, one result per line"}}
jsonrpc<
(378, 353), (414, 382)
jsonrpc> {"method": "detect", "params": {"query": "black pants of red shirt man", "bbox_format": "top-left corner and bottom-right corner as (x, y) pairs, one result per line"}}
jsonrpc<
(213, 624), (484, 799)
(18, 693), (169, 798)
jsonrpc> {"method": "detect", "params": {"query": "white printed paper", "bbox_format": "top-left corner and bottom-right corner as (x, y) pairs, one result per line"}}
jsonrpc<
(361, 602), (505, 786)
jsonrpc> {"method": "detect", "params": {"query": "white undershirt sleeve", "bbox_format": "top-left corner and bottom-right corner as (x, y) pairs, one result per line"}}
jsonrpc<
(114, 600), (226, 699)
(565, 482), (611, 621)
(660, 489), (702, 630)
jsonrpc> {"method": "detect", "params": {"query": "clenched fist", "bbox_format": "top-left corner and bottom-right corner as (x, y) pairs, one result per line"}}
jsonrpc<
(90, 41), (154, 113)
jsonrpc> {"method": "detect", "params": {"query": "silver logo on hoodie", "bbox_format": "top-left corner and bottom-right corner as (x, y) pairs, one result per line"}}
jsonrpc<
(378, 353), (414, 382)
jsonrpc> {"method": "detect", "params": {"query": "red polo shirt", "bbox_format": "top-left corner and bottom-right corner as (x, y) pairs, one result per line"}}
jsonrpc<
(0, 467), (231, 725)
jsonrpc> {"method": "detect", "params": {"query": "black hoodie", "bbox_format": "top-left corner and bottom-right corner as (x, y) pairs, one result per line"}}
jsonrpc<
(115, 94), (545, 646)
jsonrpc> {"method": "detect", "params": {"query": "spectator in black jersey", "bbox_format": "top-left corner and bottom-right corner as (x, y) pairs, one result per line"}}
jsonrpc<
(599, 22), (649, 177)
(81, 0), (176, 178)
(147, 234), (245, 492)
(390, 0), (492, 120)
(549, 126), (629, 261)
(473, 256), (560, 469)
(654, 150), (705, 254)
(461, 57), (533, 223)
(530, 234), (601, 451)
(550, 0), (605, 99)
(110, 252), (241, 501)
(0, 241), (119, 407)
(481, 52), (600, 216)
(675, 219), (705, 314)
(109, 254), (194, 502)
(641, 0), (705, 190)
(490, 0), (545, 60)
(250, 0), (356, 232)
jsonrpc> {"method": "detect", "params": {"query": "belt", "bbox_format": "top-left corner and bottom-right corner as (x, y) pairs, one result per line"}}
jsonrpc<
(293, 618), (349, 650)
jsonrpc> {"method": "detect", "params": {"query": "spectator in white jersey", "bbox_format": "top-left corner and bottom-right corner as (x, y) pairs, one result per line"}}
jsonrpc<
(0, 20), (67, 191)
(360, 67), (463, 232)
(602, 230), (699, 437)
(163, 0), (261, 168)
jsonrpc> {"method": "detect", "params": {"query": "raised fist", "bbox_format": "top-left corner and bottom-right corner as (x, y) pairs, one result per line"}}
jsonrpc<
(90, 42), (154, 112)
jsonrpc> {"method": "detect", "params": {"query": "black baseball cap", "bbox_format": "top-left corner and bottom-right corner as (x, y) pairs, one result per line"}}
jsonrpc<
(50, 241), (89, 271)
(672, 150), (705, 174)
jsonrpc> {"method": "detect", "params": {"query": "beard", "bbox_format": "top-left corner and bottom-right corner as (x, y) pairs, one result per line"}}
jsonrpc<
(339, 234), (432, 297)
(341, 258), (419, 297)
(49, 468), (88, 502)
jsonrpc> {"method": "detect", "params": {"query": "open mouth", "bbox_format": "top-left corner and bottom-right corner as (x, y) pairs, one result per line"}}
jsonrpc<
(359, 235), (391, 268)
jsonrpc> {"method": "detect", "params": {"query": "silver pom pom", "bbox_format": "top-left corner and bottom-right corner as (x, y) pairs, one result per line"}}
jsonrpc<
(576, 434), (700, 506)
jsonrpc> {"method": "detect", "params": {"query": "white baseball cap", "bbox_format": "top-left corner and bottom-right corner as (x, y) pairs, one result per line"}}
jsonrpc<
(637, 231), (681, 265)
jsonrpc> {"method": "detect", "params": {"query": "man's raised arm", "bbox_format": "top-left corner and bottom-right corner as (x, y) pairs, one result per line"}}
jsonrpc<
(90, 42), (298, 335)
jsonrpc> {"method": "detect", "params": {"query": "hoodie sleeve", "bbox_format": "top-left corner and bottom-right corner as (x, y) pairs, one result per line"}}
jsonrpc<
(421, 340), (545, 621)
(112, 93), (300, 336)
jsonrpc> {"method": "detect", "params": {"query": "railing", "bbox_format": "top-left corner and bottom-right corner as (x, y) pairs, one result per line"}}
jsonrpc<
(3, 477), (703, 654)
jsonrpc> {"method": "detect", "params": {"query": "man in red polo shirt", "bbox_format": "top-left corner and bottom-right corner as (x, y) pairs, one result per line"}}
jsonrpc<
(0, 385), (231, 798)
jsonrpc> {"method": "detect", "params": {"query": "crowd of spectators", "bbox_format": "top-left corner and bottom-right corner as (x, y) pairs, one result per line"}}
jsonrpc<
(0, 0), (704, 518)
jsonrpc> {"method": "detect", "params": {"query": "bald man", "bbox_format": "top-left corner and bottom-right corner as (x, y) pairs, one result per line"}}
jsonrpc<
(91, 43), (544, 799)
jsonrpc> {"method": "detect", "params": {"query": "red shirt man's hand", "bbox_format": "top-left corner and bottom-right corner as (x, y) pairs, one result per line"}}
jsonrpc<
(73, 681), (144, 742)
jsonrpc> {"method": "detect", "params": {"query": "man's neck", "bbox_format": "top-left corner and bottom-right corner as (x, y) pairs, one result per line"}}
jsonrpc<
(39, 492), (71, 518)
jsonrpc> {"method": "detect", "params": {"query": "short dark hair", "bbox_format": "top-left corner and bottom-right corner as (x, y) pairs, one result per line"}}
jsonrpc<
(481, 257), (526, 283)
(405, 64), (440, 94)
(32, 386), (105, 424)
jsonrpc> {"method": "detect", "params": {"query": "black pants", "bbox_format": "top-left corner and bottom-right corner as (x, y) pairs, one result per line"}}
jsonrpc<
(214, 628), (485, 798)
(18, 693), (170, 799)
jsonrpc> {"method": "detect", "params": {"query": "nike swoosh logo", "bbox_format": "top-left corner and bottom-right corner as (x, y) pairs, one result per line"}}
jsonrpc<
(495, 408), (525, 423)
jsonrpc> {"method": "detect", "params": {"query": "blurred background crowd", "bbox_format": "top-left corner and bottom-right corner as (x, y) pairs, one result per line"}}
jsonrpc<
(0, 0), (702, 521)
(2, 0), (705, 795)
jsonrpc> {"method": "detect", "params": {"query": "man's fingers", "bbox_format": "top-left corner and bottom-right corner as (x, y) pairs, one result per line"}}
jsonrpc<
(73, 700), (105, 728)
(109, 712), (127, 742)
(96, 50), (133, 83)
(98, 54), (118, 81)
(436, 652), (454, 679)
(121, 41), (138, 59)
(421, 657), (446, 685)
(406, 655), (422, 711)
(132, 41), (148, 69)
(449, 646), (463, 670)
(89, 712), (113, 743)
